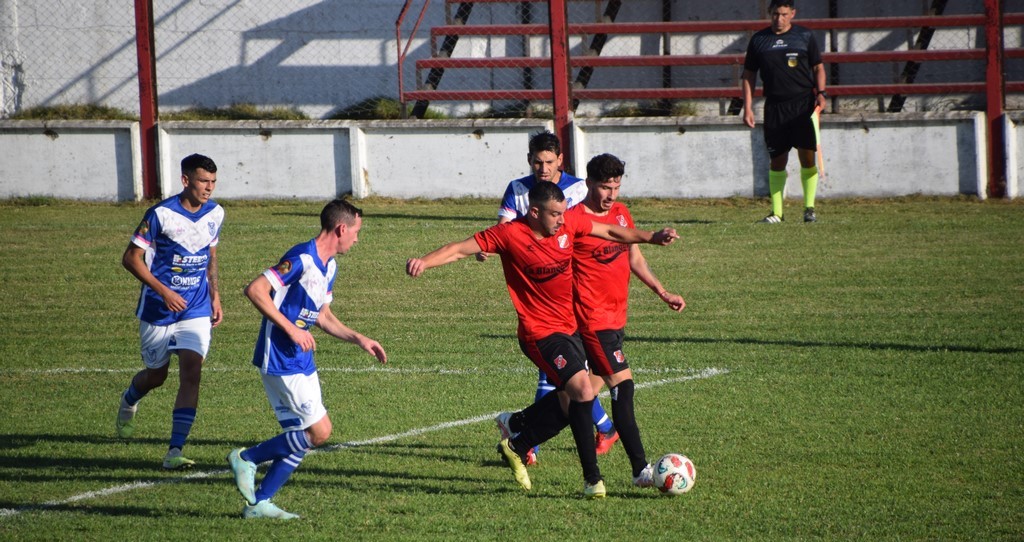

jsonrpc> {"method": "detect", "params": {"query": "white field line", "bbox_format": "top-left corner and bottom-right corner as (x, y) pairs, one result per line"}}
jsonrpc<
(0, 365), (709, 377)
(0, 367), (729, 519)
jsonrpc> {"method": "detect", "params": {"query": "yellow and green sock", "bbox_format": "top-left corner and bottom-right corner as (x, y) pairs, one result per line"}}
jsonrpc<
(768, 169), (787, 218)
(800, 166), (818, 209)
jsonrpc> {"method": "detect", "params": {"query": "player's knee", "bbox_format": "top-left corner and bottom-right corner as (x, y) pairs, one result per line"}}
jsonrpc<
(307, 417), (332, 447)
(143, 368), (169, 388)
(565, 374), (594, 403)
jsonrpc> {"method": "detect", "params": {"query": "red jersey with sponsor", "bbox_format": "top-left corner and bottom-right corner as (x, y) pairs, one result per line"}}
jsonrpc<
(569, 202), (633, 331)
(474, 213), (593, 342)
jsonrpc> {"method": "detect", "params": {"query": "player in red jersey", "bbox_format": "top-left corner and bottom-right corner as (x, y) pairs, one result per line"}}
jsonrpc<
(569, 153), (686, 488)
(407, 181), (678, 498)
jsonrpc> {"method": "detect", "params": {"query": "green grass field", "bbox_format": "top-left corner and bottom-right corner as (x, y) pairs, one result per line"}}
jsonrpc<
(0, 196), (1022, 540)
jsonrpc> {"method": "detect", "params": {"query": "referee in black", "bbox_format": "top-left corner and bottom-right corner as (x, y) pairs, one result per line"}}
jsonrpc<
(741, 0), (827, 223)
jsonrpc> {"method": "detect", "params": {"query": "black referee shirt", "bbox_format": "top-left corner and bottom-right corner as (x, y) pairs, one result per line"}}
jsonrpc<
(743, 24), (822, 104)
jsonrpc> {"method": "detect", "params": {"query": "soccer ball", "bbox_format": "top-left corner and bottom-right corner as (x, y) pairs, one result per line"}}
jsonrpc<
(653, 453), (696, 495)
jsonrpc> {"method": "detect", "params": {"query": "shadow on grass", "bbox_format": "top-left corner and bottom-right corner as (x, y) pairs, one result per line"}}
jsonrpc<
(268, 210), (488, 222)
(480, 334), (1023, 355)
(0, 433), (245, 451)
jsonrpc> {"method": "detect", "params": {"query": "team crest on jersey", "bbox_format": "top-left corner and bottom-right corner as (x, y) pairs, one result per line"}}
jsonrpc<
(274, 260), (292, 276)
(613, 350), (625, 364)
(136, 220), (150, 236)
(207, 221), (216, 236)
(557, 234), (569, 249)
(554, 355), (567, 369)
(616, 214), (627, 227)
(787, 52), (799, 67)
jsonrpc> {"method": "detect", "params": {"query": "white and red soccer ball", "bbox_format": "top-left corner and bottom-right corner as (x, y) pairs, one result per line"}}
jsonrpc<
(653, 453), (696, 495)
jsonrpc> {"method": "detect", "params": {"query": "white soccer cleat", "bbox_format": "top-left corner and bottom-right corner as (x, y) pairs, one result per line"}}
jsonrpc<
(162, 447), (196, 470)
(633, 463), (655, 488)
(116, 398), (137, 438)
(242, 500), (300, 520)
(495, 412), (515, 440)
(227, 448), (258, 505)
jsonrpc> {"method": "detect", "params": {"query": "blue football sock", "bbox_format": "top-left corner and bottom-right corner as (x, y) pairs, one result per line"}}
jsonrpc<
(592, 400), (613, 434)
(243, 429), (312, 465)
(254, 450), (307, 502)
(122, 382), (145, 406)
(534, 370), (556, 402)
(168, 407), (196, 450)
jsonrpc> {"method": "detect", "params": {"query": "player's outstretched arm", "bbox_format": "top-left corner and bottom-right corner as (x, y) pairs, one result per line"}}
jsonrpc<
(316, 303), (387, 364)
(589, 222), (679, 246)
(629, 245), (685, 312)
(407, 237), (483, 277)
(244, 275), (317, 352)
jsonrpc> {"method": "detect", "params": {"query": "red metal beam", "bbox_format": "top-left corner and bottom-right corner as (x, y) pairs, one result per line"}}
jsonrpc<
(404, 82), (989, 102)
(986, 0), (1006, 198)
(416, 49), (990, 70)
(133, 0), (159, 199)
(548, 0), (574, 173)
(431, 15), (993, 38)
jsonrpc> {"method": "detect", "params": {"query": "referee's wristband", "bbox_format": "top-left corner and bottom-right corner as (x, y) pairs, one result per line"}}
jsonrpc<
(816, 90), (829, 98)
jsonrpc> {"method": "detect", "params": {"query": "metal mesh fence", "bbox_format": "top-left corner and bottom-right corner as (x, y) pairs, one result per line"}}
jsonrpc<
(0, 1), (139, 118)
(1, 1), (1022, 120)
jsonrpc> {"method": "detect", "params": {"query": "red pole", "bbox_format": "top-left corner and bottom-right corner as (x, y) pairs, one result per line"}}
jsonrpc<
(548, 0), (574, 173)
(134, 0), (159, 199)
(985, 0), (1006, 198)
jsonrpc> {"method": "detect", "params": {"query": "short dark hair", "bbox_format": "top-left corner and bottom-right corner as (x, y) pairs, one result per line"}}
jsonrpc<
(769, 0), (795, 10)
(585, 153), (625, 183)
(180, 154), (217, 177)
(528, 130), (561, 157)
(527, 180), (565, 209)
(320, 198), (363, 231)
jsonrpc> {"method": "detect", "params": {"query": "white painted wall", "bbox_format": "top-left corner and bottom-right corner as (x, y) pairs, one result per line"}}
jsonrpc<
(0, 113), (1008, 202)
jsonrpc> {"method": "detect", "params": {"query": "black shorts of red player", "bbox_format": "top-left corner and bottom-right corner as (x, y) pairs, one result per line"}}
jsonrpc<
(519, 332), (588, 389)
(579, 327), (630, 377)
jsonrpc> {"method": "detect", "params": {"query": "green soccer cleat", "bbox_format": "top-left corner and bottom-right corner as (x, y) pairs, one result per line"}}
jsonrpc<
(242, 500), (300, 520)
(584, 479), (607, 499)
(162, 448), (196, 470)
(496, 438), (531, 491)
(227, 448), (257, 505)
(115, 399), (137, 438)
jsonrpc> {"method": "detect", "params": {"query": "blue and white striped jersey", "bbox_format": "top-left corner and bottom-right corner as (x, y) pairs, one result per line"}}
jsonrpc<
(131, 195), (223, 325)
(498, 171), (588, 220)
(252, 239), (337, 376)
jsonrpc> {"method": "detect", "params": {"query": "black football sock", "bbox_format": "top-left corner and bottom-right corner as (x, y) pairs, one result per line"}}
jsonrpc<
(611, 379), (649, 477)
(509, 389), (560, 433)
(511, 392), (568, 451)
(568, 398), (602, 484)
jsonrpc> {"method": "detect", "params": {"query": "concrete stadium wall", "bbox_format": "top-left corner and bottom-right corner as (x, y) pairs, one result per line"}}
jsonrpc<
(0, 120), (140, 200)
(1, 113), (1009, 202)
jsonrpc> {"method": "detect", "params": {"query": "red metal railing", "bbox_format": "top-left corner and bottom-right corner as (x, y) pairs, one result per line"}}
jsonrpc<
(397, 0), (1017, 195)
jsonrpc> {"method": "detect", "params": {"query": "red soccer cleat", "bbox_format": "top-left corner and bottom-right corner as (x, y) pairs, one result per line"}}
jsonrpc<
(595, 429), (619, 455)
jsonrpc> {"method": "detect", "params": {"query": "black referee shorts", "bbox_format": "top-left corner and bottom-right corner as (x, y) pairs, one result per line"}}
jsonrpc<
(763, 93), (818, 158)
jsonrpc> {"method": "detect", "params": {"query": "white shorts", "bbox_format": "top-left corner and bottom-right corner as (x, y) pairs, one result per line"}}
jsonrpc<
(261, 371), (328, 431)
(139, 317), (211, 369)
